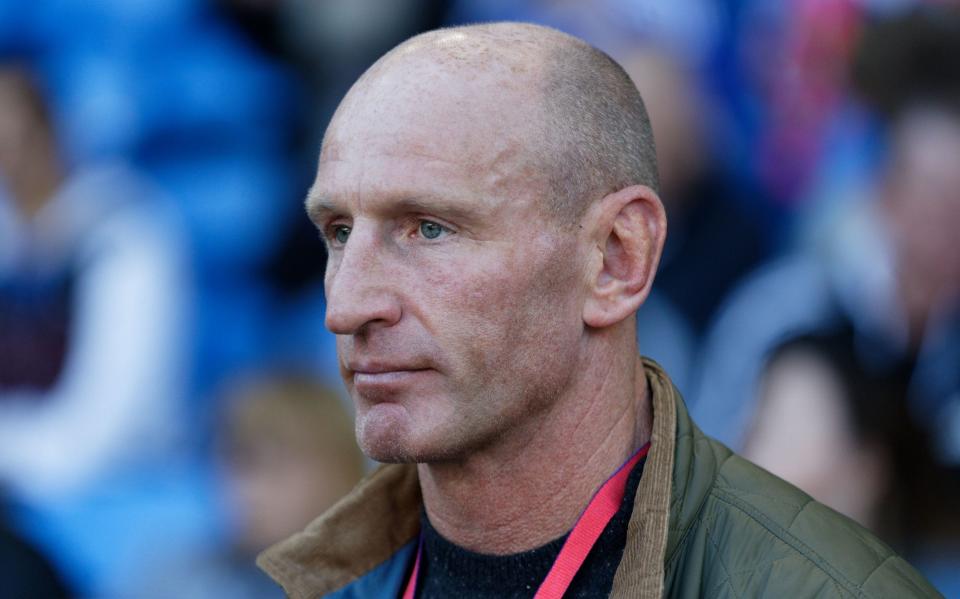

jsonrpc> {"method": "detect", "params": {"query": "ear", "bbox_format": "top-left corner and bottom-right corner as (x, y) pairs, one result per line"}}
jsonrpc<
(582, 185), (667, 328)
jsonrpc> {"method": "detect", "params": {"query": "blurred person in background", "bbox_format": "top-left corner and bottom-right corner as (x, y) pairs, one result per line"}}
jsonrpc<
(0, 65), (191, 500)
(219, 376), (363, 558)
(694, 4), (960, 468)
(0, 0), (326, 592)
(744, 329), (960, 595)
(143, 374), (364, 599)
(692, 8), (960, 593)
(0, 64), (193, 596)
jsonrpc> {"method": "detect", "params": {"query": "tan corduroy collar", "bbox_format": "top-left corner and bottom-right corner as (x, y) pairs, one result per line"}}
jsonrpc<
(257, 358), (679, 599)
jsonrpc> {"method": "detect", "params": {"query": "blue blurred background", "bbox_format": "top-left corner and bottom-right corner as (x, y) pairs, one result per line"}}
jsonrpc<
(1, 0), (959, 596)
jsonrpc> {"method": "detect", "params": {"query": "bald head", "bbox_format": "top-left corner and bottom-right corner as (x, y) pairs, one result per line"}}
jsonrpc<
(320, 22), (659, 223)
(314, 22), (668, 471)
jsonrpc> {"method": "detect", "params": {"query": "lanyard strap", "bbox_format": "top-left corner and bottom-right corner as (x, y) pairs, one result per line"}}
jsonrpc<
(402, 442), (650, 599)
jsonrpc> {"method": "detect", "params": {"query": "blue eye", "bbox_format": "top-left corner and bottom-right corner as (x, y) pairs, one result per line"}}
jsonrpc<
(419, 220), (447, 240)
(332, 225), (351, 245)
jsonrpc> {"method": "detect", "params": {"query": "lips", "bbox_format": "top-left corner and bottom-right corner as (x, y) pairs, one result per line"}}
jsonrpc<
(345, 357), (433, 386)
(346, 361), (431, 376)
(348, 363), (435, 399)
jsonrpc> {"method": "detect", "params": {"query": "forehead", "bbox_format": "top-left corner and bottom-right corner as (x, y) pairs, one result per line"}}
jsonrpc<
(312, 50), (550, 213)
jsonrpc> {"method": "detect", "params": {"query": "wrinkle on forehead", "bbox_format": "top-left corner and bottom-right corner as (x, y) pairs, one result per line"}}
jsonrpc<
(311, 142), (539, 218)
(321, 133), (529, 178)
(328, 76), (544, 167)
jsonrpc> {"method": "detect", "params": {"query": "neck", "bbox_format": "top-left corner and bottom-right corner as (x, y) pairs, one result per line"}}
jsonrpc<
(418, 347), (652, 555)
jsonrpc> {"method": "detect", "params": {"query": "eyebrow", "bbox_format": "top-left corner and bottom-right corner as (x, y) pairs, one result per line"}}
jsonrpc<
(305, 189), (334, 225)
(305, 190), (489, 225)
(389, 196), (487, 222)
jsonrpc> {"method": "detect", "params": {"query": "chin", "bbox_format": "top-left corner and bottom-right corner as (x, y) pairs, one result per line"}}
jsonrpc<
(359, 437), (417, 464)
(356, 406), (472, 464)
(356, 404), (419, 463)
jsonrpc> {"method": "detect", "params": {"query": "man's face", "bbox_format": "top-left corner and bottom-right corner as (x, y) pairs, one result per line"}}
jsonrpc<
(309, 53), (590, 463)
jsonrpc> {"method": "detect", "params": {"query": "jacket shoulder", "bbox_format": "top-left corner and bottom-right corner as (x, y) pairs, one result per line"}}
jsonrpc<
(666, 436), (941, 598)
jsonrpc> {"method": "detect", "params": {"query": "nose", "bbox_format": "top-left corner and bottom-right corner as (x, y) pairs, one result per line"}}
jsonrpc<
(324, 228), (402, 335)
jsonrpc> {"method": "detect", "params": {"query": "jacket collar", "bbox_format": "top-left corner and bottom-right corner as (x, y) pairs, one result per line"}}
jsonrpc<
(608, 357), (677, 598)
(256, 462), (421, 598)
(258, 359), (691, 599)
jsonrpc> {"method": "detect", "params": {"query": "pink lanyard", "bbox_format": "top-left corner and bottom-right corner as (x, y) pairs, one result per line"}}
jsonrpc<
(402, 442), (650, 599)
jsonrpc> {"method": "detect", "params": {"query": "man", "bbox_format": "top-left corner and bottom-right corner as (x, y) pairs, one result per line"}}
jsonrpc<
(258, 23), (940, 598)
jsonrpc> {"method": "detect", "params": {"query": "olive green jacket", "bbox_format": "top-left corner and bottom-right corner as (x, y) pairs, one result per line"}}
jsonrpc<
(258, 359), (941, 598)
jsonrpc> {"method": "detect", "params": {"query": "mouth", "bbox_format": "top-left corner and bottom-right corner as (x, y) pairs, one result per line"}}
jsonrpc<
(350, 367), (434, 395)
(346, 357), (433, 380)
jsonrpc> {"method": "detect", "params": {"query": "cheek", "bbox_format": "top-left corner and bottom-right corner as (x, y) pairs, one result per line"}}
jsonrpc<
(420, 242), (583, 376)
(416, 264), (512, 374)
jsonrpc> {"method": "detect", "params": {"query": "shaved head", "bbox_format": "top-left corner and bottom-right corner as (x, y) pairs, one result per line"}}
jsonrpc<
(320, 22), (659, 224)
(312, 21), (668, 472)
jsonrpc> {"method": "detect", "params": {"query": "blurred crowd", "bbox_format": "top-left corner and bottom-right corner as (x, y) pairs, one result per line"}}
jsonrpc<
(1, 0), (959, 597)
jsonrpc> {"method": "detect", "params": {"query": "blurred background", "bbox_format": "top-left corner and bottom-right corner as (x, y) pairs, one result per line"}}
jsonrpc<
(1, 0), (959, 596)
